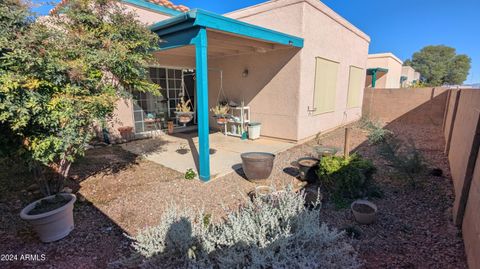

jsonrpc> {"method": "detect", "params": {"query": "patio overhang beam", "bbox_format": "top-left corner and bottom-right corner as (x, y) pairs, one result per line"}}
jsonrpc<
(150, 9), (304, 50)
(367, 68), (388, 88)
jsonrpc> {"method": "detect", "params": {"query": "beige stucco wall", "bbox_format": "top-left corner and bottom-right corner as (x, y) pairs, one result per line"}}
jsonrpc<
(366, 53), (403, 88)
(401, 66), (416, 87)
(296, 0), (369, 140)
(227, 0), (370, 141)
(108, 3), (174, 139)
(414, 71), (421, 81)
(210, 48), (302, 140)
(112, 0), (370, 141)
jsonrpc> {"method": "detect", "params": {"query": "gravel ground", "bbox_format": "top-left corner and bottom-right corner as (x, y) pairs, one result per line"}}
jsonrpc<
(0, 120), (467, 268)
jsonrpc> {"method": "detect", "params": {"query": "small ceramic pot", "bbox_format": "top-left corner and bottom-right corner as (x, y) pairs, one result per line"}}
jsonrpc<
(351, 200), (377, 224)
(297, 157), (320, 183)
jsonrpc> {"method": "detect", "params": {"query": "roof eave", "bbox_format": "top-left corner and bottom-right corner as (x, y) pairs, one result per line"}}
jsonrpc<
(150, 9), (304, 48)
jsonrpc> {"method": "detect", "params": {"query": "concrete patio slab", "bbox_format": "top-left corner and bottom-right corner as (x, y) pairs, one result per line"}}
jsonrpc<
(121, 132), (295, 179)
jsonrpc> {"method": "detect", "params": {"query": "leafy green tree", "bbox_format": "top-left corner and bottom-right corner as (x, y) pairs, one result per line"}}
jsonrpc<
(0, 0), (159, 194)
(404, 45), (471, 86)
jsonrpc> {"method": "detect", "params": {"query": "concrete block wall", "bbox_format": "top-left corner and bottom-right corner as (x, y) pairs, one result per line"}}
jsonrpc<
(362, 87), (448, 124)
(362, 87), (480, 269)
(443, 89), (480, 269)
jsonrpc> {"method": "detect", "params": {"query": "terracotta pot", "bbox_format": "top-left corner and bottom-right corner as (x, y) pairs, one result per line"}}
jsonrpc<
(20, 193), (76, 242)
(297, 157), (320, 183)
(178, 116), (191, 123)
(241, 152), (275, 181)
(167, 121), (174, 134)
(216, 117), (227, 125)
(175, 112), (194, 124)
(351, 200), (377, 224)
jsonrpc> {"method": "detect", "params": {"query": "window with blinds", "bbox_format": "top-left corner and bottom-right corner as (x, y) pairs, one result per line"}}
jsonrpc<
(347, 66), (364, 108)
(313, 57), (339, 115)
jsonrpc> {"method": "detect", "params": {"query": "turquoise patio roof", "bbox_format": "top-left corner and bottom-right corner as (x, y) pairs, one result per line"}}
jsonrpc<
(149, 9), (304, 50)
(367, 68), (389, 75)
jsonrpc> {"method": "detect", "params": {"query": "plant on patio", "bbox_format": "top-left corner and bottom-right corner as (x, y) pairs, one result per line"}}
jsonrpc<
(317, 154), (377, 208)
(176, 98), (193, 113)
(210, 104), (230, 125)
(175, 98), (194, 125)
(0, 0), (159, 195)
(378, 136), (427, 187)
(184, 168), (196, 180)
(111, 187), (360, 268)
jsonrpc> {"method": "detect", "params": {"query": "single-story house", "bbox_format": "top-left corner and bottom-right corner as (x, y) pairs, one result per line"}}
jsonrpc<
(401, 65), (421, 87)
(401, 65), (415, 87)
(365, 52), (403, 88)
(414, 71), (421, 82)
(56, 0), (371, 180)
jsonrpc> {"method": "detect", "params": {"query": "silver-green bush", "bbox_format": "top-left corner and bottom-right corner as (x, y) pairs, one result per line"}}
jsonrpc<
(112, 188), (360, 269)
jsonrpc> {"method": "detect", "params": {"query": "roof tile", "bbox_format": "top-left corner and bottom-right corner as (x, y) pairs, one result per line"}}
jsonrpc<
(50, 0), (189, 15)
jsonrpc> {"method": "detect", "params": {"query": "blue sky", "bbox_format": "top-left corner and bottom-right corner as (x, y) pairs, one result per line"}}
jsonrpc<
(33, 0), (479, 84)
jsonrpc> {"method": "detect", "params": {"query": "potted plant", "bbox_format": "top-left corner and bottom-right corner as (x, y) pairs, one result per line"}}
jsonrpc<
(20, 193), (77, 242)
(210, 104), (230, 125)
(0, 0), (160, 243)
(175, 98), (195, 126)
(351, 200), (378, 224)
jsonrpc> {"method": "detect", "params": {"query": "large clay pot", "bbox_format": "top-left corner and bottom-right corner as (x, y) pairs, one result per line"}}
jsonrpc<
(20, 193), (76, 242)
(241, 152), (275, 181)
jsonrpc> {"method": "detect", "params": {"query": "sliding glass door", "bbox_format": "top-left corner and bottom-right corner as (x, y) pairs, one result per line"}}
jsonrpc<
(132, 67), (192, 134)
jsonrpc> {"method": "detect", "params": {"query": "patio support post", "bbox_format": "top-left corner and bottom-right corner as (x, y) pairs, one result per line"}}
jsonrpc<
(194, 27), (211, 181)
(372, 70), (377, 88)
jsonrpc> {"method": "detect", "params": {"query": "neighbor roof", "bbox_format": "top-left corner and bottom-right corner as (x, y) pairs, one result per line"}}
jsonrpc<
(50, 0), (189, 15)
(368, 53), (403, 65)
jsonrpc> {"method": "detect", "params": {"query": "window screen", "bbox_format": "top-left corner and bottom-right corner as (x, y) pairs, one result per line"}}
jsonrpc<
(313, 57), (339, 115)
(347, 66), (364, 108)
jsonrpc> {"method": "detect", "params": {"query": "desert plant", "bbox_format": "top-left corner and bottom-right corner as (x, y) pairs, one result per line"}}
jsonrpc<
(210, 104), (229, 116)
(111, 187), (360, 268)
(176, 98), (192, 113)
(317, 154), (377, 208)
(184, 168), (196, 180)
(378, 136), (427, 187)
(359, 118), (393, 145)
(0, 0), (159, 195)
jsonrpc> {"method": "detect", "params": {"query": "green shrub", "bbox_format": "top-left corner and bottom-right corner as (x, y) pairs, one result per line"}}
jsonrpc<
(359, 118), (393, 145)
(184, 168), (196, 180)
(317, 154), (377, 208)
(378, 136), (427, 187)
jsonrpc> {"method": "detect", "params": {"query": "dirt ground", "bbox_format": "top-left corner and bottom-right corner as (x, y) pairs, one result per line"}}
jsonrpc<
(0, 120), (467, 268)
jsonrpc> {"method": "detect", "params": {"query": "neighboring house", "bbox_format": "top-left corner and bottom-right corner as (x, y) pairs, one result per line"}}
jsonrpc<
(414, 71), (421, 83)
(365, 53), (403, 88)
(401, 65), (416, 87)
(55, 0), (371, 180)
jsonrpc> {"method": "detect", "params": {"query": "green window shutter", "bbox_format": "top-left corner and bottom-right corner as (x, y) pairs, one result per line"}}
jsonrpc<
(347, 66), (363, 108)
(313, 57), (339, 115)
